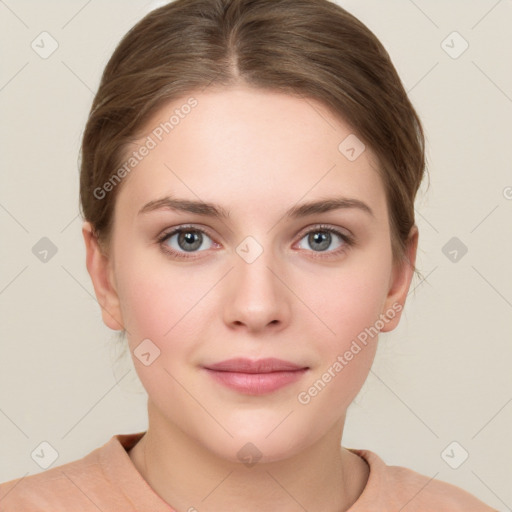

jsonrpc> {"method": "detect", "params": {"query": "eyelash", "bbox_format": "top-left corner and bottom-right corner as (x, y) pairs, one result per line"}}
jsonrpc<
(156, 224), (355, 260)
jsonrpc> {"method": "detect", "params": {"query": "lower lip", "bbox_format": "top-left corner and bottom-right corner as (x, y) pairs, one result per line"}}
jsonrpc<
(203, 368), (308, 395)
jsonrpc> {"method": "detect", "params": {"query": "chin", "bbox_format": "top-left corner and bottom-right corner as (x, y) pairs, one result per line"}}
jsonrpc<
(203, 423), (319, 466)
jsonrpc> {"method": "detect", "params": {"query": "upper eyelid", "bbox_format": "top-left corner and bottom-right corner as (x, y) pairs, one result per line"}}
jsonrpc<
(159, 224), (214, 240)
(296, 223), (351, 238)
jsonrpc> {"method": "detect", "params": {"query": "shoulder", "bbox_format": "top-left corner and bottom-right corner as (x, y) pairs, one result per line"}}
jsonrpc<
(349, 449), (497, 512)
(1, 459), (101, 511)
(0, 437), (119, 512)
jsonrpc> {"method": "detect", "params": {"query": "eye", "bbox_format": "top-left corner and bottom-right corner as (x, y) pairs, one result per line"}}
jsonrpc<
(296, 225), (354, 256)
(156, 223), (354, 261)
(157, 225), (217, 259)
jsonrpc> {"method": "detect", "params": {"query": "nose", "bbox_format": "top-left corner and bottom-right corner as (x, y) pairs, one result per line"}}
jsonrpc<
(222, 244), (291, 334)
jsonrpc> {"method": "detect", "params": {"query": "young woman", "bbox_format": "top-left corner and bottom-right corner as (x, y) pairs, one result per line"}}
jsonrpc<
(0, 0), (498, 510)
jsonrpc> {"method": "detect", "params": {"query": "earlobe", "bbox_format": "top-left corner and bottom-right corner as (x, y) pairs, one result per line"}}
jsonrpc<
(82, 221), (124, 331)
(380, 225), (419, 333)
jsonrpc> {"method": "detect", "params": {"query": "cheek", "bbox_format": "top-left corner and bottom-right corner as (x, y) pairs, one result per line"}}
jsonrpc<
(115, 247), (201, 338)
(294, 254), (391, 403)
(294, 274), (386, 430)
(115, 264), (202, 405)
(114, 252), (213, 384)
(117, 278), (169, 341)
(303, 257), (392, 351)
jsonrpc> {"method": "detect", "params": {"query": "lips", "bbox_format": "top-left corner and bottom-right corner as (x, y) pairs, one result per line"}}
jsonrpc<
(203, 357), (307, 373)
(202, 358), (309, 395)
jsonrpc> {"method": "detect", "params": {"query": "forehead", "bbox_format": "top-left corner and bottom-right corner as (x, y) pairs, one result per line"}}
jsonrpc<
(115, 86), (387, 222)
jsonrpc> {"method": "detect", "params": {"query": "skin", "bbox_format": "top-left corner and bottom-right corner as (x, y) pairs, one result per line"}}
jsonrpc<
(83, 84), (418, 512)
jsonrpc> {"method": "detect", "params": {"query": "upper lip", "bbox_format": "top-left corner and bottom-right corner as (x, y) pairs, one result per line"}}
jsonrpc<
(203, 358), (308, 373)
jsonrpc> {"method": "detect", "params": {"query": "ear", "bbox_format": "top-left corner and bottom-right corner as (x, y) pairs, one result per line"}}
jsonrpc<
(379, 225), (419, 333)
(82, 221), (124, 331)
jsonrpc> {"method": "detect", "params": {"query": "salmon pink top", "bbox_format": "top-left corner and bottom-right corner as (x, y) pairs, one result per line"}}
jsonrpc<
(0, 431), (496, 511)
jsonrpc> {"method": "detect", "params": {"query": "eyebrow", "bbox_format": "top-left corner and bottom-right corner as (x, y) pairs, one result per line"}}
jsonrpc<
(138, 196), (374, 219)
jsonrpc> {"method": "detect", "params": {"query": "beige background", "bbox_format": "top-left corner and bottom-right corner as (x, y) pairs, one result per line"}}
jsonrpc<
(0, 0), (511, 509)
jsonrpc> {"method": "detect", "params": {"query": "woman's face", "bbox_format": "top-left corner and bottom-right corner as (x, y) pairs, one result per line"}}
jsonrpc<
(84, 85), (417, 463)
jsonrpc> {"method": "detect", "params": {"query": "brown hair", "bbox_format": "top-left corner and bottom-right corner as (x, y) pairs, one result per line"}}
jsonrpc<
(80, 0), (426, 269)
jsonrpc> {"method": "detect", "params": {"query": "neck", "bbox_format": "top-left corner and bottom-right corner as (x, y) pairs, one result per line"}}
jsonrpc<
(128, 404), (369, 512)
